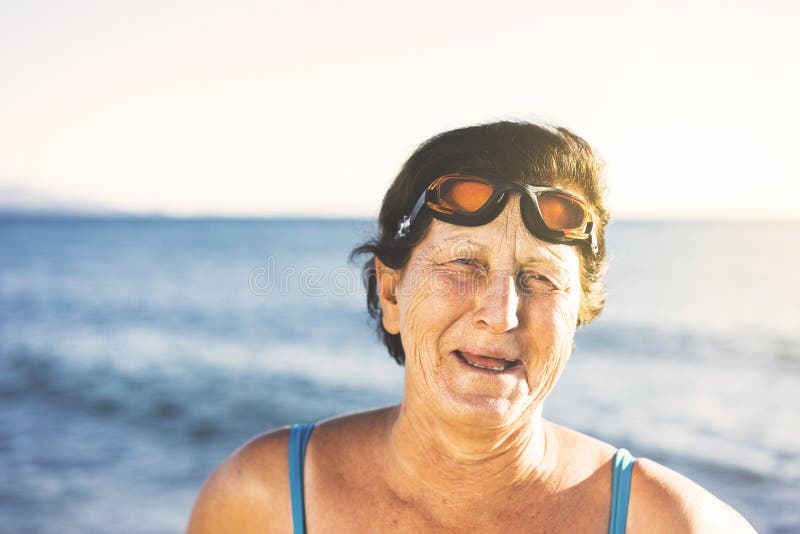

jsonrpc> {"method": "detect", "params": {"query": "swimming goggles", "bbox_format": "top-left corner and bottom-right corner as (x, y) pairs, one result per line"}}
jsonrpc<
(395, 174), (598, 254)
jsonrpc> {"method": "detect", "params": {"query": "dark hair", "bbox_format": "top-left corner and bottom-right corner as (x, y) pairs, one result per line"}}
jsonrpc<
(350, 120), (610, 365)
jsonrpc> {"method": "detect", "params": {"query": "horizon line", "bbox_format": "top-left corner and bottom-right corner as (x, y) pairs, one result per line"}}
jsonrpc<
(1, 210), (798, 224)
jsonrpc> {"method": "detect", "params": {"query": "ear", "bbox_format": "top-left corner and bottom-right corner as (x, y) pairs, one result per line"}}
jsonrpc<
(375, 256), (401, 335)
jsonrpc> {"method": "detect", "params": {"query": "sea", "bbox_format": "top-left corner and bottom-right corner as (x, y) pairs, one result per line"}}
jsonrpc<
(1, 217), (798, 533)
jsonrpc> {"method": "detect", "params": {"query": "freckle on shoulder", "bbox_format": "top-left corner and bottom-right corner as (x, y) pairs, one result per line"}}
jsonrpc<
(187, 427), (293, 534)
(543, 422), (756, 533)
(628, 457), (757, 533)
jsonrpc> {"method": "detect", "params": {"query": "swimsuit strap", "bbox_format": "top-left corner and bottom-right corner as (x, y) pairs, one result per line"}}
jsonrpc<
(288, 423), (316, 534)
(609, 448), (636, 534)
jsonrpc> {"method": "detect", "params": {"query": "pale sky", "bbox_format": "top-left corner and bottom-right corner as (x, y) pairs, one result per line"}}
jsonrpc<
(1, 0), (798, 219)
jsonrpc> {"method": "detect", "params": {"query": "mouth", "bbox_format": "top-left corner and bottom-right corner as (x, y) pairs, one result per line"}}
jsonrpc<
(453, 350), (522, 373)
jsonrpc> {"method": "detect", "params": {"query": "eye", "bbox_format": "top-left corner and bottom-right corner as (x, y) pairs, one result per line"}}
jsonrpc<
(449, 258), (491, 274)
(516, 271), (556, 294)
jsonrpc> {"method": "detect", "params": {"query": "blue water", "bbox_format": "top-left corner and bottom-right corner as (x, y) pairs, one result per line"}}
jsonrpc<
(1, 217), (798, 533)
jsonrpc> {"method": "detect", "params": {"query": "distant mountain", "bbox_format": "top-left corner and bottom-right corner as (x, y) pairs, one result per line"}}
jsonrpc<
(0, 185), (134, 216)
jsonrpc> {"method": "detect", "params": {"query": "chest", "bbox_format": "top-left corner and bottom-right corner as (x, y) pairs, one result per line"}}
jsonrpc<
(302, 460), (613, 533)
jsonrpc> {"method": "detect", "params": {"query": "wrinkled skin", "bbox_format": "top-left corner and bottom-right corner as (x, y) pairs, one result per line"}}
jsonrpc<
(374, 193), (583, 505)
(379, 193), (582, 431)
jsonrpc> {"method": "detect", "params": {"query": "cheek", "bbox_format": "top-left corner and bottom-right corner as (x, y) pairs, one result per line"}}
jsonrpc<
(556, 290), (581, 330)
(529, 284), (580, 323)
(397, 270), (473, 360)
(524, 295), (579, 358)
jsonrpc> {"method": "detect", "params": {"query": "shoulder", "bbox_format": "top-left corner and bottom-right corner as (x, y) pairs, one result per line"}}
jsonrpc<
(544, 422), (756, 533)
(185, 408), (396, 534)
(186, 426), (293, 534)
(302, 405), (396, 484)
(628, 456), (757, 533)
(310, 405), (395, 450)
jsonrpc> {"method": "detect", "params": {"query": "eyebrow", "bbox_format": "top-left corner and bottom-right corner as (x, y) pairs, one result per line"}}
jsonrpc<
(432, 236), (570, 273)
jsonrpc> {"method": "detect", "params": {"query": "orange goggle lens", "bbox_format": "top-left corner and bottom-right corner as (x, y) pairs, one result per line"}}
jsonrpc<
(434, 176), (495, 213)
(536, 192), (589, 232)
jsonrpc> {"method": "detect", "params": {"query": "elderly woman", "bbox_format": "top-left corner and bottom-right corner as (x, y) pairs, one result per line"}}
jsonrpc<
(188, 121), (754, 533)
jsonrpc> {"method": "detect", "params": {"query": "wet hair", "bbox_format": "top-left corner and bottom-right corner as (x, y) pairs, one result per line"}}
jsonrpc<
(350, 120), (610, 365)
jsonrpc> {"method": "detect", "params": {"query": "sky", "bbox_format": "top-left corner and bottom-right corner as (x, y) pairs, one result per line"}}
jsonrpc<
(1, 0), (798, 219)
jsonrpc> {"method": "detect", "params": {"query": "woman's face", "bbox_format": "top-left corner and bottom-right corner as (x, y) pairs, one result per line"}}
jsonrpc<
(378, 194), (583, 426)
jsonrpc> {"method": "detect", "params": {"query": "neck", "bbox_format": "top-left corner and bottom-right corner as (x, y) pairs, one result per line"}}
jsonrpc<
(382, 394), (558, 513)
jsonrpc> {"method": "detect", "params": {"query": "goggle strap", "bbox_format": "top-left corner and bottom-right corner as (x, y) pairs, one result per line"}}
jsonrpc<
(586, 221), (598, 254)
(395, 186), (430, 239)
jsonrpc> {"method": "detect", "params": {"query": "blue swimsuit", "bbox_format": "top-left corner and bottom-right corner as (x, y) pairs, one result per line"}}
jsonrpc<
(288, 423), (635, 534)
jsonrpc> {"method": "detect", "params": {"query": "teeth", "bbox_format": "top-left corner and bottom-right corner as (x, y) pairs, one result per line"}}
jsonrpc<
(465, 360), (507, 371)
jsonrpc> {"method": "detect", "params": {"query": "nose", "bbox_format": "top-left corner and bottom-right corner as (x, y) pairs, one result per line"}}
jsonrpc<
(473, 272), (520, 333)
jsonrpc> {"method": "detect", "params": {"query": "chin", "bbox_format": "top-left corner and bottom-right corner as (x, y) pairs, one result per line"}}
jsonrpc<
(438, 389), (532, 428)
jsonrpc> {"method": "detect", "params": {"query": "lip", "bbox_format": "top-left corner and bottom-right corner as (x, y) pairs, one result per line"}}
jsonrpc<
(455, 345), (521, 362)
(450, 346), (525, 374)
